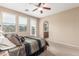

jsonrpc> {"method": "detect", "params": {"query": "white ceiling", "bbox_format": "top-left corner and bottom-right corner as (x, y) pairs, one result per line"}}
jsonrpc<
(0, 3), (79, 18)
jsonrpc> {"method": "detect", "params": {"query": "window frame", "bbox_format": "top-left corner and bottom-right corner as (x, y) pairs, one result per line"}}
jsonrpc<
(2, 12), (16, 33)
(30, 18), (37, 36)
(18, 15), (27, 33)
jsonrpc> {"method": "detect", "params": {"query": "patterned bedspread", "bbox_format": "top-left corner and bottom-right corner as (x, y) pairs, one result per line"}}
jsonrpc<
(24, 37), (46, 55)
(0, 35), (46, 56)
(8, 44), (26, 56)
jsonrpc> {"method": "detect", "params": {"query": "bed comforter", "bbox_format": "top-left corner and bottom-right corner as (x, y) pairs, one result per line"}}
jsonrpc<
(24, 37), (46, 55)
(0, 35), (46, 56)
(8, 44), (26, 56)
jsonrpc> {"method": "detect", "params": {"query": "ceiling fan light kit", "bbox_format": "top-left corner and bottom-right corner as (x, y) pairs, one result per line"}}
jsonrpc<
(38, 7), (43, 11)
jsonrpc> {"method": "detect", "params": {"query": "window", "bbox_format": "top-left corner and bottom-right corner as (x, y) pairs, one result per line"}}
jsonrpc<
(19, 16), (27, 32)
(30, 18), (37, 36)
(2, 13), (16, 32)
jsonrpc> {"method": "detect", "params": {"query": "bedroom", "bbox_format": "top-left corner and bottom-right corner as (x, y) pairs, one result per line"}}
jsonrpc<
(0, 3), (79, 56)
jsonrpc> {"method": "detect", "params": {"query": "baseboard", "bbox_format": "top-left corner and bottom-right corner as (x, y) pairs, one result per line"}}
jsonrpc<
(53, 41), (79, 49)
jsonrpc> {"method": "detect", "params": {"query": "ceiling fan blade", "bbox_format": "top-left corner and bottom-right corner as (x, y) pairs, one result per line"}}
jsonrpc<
(32, 8), (38, 11)
(40, 10), (43, 14)
(43, 7), (51, 10)
(31, 3), (39, 7)
(38, 3), (41, 7)
(43, 3), (45, 5)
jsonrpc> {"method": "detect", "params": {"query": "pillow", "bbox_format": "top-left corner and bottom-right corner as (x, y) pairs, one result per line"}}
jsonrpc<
(5, 34), (22, 46)
(11, 34), (21, 43)
(19, 36), (25, 43)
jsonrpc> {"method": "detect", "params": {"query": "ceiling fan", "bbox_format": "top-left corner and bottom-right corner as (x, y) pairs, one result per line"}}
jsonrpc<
(32, 3), (51, 14)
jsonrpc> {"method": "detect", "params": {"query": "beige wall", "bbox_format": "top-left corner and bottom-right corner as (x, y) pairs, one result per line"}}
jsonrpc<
(39, 7), (79, 47)
(0, 6), (39, 36)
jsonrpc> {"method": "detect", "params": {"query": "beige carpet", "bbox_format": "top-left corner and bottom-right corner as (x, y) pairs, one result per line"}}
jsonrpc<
(39, 49), (55, 56)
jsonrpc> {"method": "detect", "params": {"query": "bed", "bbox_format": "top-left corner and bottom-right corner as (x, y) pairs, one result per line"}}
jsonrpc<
(0, 45), (26, 56)
(0, 34), (26, 56)
(0, 34), (47, 56)
(8, 44), (26, 56)
(23, 36), (46, 56)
